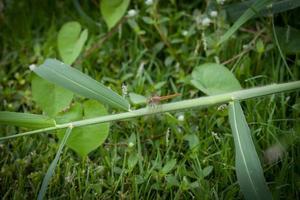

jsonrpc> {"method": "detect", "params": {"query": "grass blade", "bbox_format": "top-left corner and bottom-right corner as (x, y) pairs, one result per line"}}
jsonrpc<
(218, 0), (273, 45)
(0, 111), (56, 129)
(37, 126), (73, 200)
(228, 101), (272, 200)
(33, 59), (130, 111)
(225, 0), (300, 22)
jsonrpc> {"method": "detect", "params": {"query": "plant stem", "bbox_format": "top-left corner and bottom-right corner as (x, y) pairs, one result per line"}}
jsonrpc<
(1, 81), (299, 141)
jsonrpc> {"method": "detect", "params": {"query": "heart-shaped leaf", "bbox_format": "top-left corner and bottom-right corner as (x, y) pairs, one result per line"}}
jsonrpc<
(56, 100), (109, 157)
(191, 63), (242, 95)
(32, 75), (73, 117)
(100, 0), (130, 29)
(57, 21), (88, 64)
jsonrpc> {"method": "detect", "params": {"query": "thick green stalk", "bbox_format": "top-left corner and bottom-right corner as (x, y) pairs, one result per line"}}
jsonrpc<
(1, 81), (299, 141)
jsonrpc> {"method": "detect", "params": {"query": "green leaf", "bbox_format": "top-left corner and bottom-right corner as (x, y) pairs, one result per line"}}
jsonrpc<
(32, 75), (73, 117)
(56, 100), (110, 157)
(57, 21), (88, 64)
(161, 159), (177, 175)
(127, 153), (139, 169)
(228, 101), (272, 200)
(202, 166), (213, 178)
(38, 127), (72, 200)
(191, 63), (242, 95)
(33, 59), (130, 111)
(225, 0), (300, 22)
(129, 92), (147, 105)
(183, 134), (199, 150)
(219, 0), (273, 45)
(275, 26), (300, 54)
(0, 111), (56, 129)
(165, 175), (180, 187)
(100, 0), (130, 29)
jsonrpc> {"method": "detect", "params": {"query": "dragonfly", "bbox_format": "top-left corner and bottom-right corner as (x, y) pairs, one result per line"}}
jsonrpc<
(147, 93), (181, 106)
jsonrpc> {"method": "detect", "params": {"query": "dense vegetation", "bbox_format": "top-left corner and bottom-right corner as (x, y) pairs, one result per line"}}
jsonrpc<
(0, 0), (299, 199)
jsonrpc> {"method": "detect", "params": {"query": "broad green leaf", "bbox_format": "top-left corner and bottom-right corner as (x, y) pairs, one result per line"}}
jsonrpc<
(0, 111), (55, 129)
(38, 127), (72, 200)
(161, 159), (177, 175)
(219, 0), (273, 45)
(184, 134), (199, 150)
(228, 101), (272, 200)
(129, 92), (147, 105)
(275, 26), (300, 54)
(33, 59), (130, 111)
(32, 75), (73, 117)
(202, 166), (213, 178)
(56, 100), (110, 157)
(100, 0), (130, 29)
(127, 153), (139, 169)
(191, 63), (242, 95)
(57, 21), (88, 64)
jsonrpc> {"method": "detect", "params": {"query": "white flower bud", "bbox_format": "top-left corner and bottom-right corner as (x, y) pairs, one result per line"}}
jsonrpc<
(181, 30), (188, 37)
(210, 11), (218, 18)
(29, 64), (36, 71)
(128, 142), (134, 148)
(201, 17), (211, 27)
(177, 114), (185, 121)
(145, 0), (153, 5)
(127, 9), (137, 17)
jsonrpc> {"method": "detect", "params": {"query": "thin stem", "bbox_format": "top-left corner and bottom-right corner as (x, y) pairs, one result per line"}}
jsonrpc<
(1, 81), (299, 141)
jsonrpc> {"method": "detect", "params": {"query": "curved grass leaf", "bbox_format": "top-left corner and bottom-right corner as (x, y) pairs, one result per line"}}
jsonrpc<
(225, 0), (300, 22)
(219, 0), (273, 45)
(56, 100), (110, 157)
(32, 75), (73, 117)
(100, 0), (130, 29)
(228, 101), (272, 200)
(37, 127), (72, 200)
(191, 63), (242, 95)
(0, 111), (55, 129)
(33, 59), (130, 111)
(57, 21), (88, 64)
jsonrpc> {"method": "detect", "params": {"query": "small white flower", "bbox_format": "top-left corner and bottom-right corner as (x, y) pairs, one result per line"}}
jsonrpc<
(181, 30), (188, 37)
(122, 83), (128, 98)
(217, 0), (226, 5)
(217, 104), (227, 111)
(29, 64), (36, 71)
(165, 128), (170, 147)
(127, 9), (137, 17)
(145, 0), (153, 6)
(210, 11), (218, 18)
(201, 17), (211, 27)
(128, 142), (134, 148)
(177, 114), (185, 121)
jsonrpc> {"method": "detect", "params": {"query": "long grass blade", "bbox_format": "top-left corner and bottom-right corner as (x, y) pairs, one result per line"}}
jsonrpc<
(37, 126), (73, 200)
(218, 0), (273, 45)
(0, 111), (56, 129)
(225, 0), (300, 22)
(228, 101), (272, 200)
(33, 59), (130, 111)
